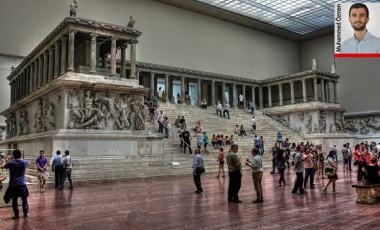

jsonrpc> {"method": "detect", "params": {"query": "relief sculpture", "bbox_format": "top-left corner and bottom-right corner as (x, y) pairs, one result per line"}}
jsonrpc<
(305, 114), (313, 134)
(19, 107), (29, 136)
(319, 110), (326, 133)
(35, 99), (47, 133)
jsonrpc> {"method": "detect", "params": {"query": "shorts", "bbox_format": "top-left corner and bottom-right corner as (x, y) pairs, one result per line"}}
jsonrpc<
(204, 143), (208, 148)
(219, 160), (225, 165)
(343, 158), (349, 165)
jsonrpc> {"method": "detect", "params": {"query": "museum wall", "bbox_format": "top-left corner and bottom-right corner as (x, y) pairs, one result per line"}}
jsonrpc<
(0, 0), (300, 80)
(300, 34), (380, 114)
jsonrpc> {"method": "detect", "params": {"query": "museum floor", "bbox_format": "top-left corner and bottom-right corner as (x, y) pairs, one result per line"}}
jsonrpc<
(0, 169), (378, 230)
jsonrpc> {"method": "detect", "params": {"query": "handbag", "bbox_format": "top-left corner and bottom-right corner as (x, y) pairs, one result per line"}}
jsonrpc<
(324, 167), (335, 176)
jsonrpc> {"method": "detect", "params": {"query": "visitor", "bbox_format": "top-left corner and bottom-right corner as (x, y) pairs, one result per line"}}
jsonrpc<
(181, 127), (192, 154)
(239, 125), (247, 137)
(52, 150), (63, 189)
(276, 149), (286, 186)
(226, 144), (242, 203)
(259, 136), (265, 155)
(223, 102), (230, 119)
(158, 110), (164, 133)
(192, 146), (204, 194)
(201, 99), (207, 109)
(250, 116), (256, 133)
(163, 116), (170, 138)
(303, 147), (315, 189)
(216, 101), (223, 116)
(60, 150), (74, 190)
(175, 115), (181, 128)
(0, 149), (30, 219)
(245, 147), (263, 203)
(291, 145), (306, 195)
(317, 144), (325, 179)
(362, 156), (380, 184)
(270, 142), (279, 174)
(36, 150), (48, 193)
(216, 148), (225, 178)
(180, 115), (186, 128)
(176, 93), (181, 104)
(203, 132), (209, 155)
(342, 143), (350, 172)
(239, 94), (244, 108)
(322, 151), (339, 193)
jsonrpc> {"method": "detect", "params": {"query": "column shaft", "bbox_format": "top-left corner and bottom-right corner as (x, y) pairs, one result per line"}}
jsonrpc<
(54, 42), (60, 78)
(67, 30), (76, 72)
(321, 79), (326, 102)
(60, 36), (67, 75)
(38, 56), (43, 88)
(334, 81), (339, 104)
(242, 85), (246, 108)
(29, 65), (33, 93)
(197, 78), (202, 105)
(290, 81), (295, 104)
(110, 37), (117, 77)
(90, 33), (98, 74)
(259, 86), (263, 108)
(181, 76), (186, 104)
(232, 83), (237, 108)
(251, 86), (256, 107)
(150, 72), (155, 97)
(313, 78), (318, 101)
(165, 74), (169, 102)
(120, 45), (127, 78)
(129, 42), (137, 79)
(302, 79), (307, 103)
(43, 51), (48, 85)
(222, 82), (226, 104)
(268, 85), (272, 107)
(48, 47), (54, 81)
(326, 81), (330, 103)
(211, 80), (215, 105)
(279, 84), (283, 106)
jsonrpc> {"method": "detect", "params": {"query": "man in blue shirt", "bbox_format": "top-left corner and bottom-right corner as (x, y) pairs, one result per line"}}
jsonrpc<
(0, 149), (30, 219)
(342, 3), (380, 53)
(192, 146), (204, 194)
(52, 150), (63, 189)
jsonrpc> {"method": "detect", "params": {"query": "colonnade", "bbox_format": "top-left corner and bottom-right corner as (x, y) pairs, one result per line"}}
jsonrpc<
(9, 28), (138, 106)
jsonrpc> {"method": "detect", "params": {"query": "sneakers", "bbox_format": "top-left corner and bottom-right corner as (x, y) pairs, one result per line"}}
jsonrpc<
(332, 190), (340, 194)
(40, 187), (44, 193)
(322, 187), (327, 193)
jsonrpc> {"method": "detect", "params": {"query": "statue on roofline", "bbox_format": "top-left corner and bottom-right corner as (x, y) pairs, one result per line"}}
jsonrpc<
(70, 0), (78, 17)
(127, 16), (135, 28)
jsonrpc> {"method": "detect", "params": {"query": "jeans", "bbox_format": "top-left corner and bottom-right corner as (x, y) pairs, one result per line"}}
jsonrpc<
(252, 171), (263, 201)
(61, 169), (73, 188)
(292, 172), (305, 194)
(304, 168), (314, 187)
(54, 165), (64, 188)
(193, 172), (203, 192)
(163, 127), (169, 138)
(348, 157), (352, 171)
(12, 194), (28, 217)
(228, 170), (242, 201)
(278, 168), (285, 184)
(223, 110), (230, 119)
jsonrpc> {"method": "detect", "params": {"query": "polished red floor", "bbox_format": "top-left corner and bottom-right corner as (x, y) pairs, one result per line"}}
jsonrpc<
(0, 169), (379, 230)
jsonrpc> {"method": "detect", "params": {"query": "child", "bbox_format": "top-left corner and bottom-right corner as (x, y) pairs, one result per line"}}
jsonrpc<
(216, 148), (225, 178)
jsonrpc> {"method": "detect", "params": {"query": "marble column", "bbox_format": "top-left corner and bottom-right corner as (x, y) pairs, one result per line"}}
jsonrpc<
(120, 44), (127, 78)
(33, 60), (38, 90)
(197, 78), (202, 105)
(268, 85), (272, 107)
(29, 65), (33, 93)
(11, 81), (14, 104)
(48, 47), (54, 81)
(67, 29), (76, 72)
(60, 36), (67, 75)
(251, 86), (256, 107)
(110, 36), (117, 77)
(279, 83), (283, 106)
(181, 76), (186, 104)
(165, 74), (169, 103)
(221, 82), (226, 104)
(259, 86), (263, 108)
(38, 55), (43, 88)
(129, 41), (137, 79)
(321, 79), (325, 102)
(54, 42), (60, 78)
(326, 80), (330, 103)
(211, 79), (216, 105)
(242, 84), (246, 108)
(302, 79), (307, 103)
(43, 51), (48, 85)
(334, 81), (339, 104)
(313, 77), (318, 101)
(232, 83), (237, 108)
(150, 72), (155, 97)
(290, 81), (295, 104)
(90, 33), (98, 75)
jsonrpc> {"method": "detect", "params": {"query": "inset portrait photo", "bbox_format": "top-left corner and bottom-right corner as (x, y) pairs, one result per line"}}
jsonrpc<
(335, 3), (380, 57)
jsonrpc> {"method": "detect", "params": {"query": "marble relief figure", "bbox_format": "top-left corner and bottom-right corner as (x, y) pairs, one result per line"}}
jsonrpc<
(8, 114), (17, 138)
(19, 107), (29, 136)
(67, 90), (145, 130)
(47, 102), (56, 128)
(305, 114), (313, 134)
(35, 99), (47, 133)
(319, 110), (326, 133)
(70, 0), (78, 17)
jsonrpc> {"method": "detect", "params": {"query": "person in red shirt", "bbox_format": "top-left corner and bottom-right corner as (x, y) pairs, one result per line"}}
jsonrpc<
(216, 148), (225, 178)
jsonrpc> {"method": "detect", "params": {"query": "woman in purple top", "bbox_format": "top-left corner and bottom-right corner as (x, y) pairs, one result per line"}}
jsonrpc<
(0, 149), (30, 219)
